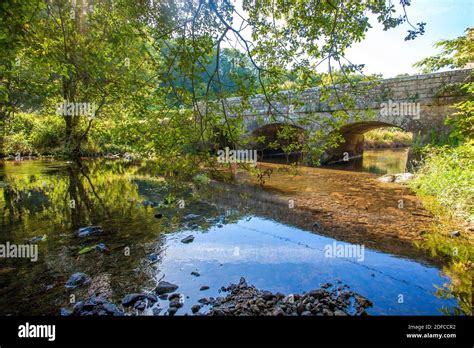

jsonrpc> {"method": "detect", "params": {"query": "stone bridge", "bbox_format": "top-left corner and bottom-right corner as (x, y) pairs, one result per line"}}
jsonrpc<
(218, 69), (472, 161)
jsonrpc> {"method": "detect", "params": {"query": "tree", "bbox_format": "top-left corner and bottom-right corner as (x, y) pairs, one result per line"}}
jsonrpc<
(414, 28), (473, 142)
(2, 0), (426, 159)
(3, 0), (172, 158)
(0, 0), (45, 157)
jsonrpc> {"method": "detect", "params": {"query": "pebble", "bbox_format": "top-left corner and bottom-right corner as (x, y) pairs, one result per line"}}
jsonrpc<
(168, 293), (181, 301)
(60, 308), (72, 316)
(68, 296), (124, 316)
(77, 226), (103, 238)
(65, 278), (373, 317)
(30, 235), (47, 243)
(168, 307), (178, 316)
(183, 214), (201, 220)
(65, 272), (90, 289)
(122, 293), (158, 307)
(191, 304), (201, 313)
(198, 277), (372, 316)
(198, 298), (210, 305)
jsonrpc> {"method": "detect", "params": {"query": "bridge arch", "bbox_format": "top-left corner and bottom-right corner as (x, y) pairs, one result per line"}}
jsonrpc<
(248, 121), (412, 163)
(322, 121), (409, 163)
(222, 69), (472, 163)
(249, 122), (306, 156)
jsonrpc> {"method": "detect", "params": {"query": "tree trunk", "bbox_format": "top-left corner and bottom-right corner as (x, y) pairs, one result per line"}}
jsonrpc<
(0, 109), (10, 158)
(0, 114), (5, 158)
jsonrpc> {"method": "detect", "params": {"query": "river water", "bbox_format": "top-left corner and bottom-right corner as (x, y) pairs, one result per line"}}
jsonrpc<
(0, 151), (463, 315)
(319, 148), (410, 174)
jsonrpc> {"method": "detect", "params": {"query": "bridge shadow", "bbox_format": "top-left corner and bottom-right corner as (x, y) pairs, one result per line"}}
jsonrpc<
(322, 121), (409, 164)
(247, 121), (412, 168)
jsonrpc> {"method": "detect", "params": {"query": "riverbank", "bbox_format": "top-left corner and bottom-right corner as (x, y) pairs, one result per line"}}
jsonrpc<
(406, 142), (473, 315)
(408, 142), (474, 263)
(363, 128), (412, 149)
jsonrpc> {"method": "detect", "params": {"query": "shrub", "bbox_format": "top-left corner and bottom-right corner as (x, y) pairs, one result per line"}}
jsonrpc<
(4, 113), (64, 155)
(409, 141), (474, 220)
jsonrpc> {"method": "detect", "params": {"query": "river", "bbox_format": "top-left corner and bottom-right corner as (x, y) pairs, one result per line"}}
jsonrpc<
(0, 149), (465, 315)
(324, 148), (410, 174)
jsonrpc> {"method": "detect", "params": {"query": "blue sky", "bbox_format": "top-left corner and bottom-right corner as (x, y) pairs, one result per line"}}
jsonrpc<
(227, 0), (473, 78)
(344, 0), (474, 77)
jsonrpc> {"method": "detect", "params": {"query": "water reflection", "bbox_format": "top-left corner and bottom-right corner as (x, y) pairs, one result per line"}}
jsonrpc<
(324, 148), (410, 174)
(152, 216), (456, 315)
(0, 159), (468, 315)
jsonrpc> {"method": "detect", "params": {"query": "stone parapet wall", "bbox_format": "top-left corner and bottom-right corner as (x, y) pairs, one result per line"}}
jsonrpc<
(224, 69), (472, 135)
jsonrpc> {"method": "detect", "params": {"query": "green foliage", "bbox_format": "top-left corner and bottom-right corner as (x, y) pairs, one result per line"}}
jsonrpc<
(414, 28), (474, 73)
(4, 113), (64, 155)
(447, 80), (474, 143)
(249, 167), (273, 186)
(411, 33), (473, 315)
(1, 0), (168, 158)
(409, 142), (474, 221)
(1, 0), (426, 164)
(264, 124), (306, 162)
(163, 193), (176, 205)
(364, 127), (412, 148)
(435, 261), (473, 316)
(78, 245), (99, 255)
(193, 173), (211, 186)
(411, 29), (473, 222)
(164, 47), (258, 97)
(414, 28), (473, 144)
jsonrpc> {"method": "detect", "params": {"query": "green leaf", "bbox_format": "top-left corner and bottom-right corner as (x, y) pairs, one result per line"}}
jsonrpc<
(78, 245), (98, 255)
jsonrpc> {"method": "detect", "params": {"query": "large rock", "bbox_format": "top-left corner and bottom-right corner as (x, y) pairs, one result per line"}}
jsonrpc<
(69, 296), (124, 316)
(377, 173), (414, 184)
(377, 174), (395, 183)
(394, 173), (414, 183)
(155, 281), (179, 294)
(181, 235), (195, 244)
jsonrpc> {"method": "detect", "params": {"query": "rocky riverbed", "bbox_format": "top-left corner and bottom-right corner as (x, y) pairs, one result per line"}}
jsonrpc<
(62, 277), (372, 316)
(196, 277), (372, 316)
(236, 163), (439, 263)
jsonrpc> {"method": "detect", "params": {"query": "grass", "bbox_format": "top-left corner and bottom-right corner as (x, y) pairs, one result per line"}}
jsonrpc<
(409, 142), (473, 221)
(364, 128), (412, 148)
